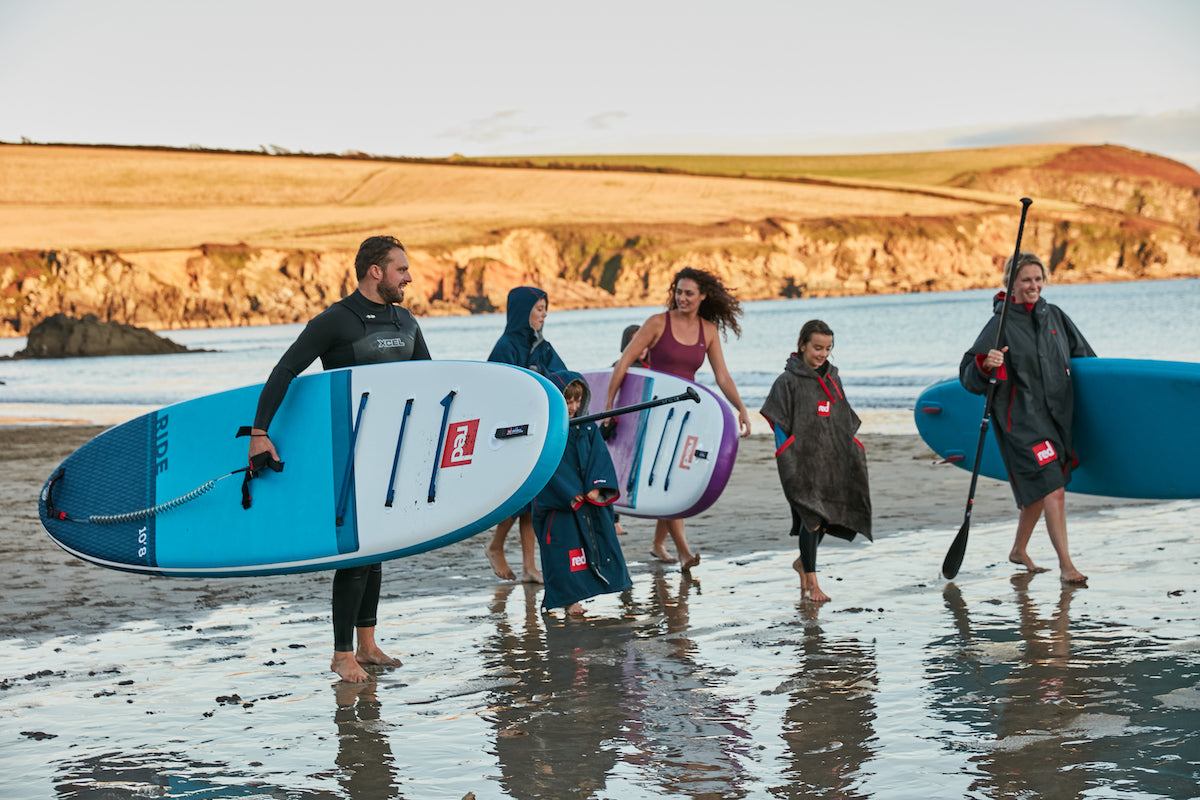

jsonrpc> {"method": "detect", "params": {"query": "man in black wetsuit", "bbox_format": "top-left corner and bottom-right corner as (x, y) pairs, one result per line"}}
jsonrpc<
(248, 235), (430, 683)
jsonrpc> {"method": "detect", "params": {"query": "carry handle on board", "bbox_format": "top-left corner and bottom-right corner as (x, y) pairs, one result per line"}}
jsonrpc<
(335, 392), (370, 526)
(647, 407), (675, 487)
(384, 398), (415, 507)
(663, 410), (691, 491)
(428, 391), (457, 503)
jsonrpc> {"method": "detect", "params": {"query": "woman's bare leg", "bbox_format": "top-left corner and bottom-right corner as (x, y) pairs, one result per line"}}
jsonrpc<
(1042, 488), (1087, 583)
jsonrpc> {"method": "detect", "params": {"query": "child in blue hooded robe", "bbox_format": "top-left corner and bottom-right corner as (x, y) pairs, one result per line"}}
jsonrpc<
(533, 371), (632, 616)
(484, 286), (569, 583)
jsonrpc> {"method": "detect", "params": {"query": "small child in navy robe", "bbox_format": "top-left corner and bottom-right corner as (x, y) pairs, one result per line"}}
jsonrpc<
(532, 371), (632, 615)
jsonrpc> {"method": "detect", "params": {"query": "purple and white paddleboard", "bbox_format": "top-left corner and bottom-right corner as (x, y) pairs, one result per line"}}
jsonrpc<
(582, 367), (738, 519)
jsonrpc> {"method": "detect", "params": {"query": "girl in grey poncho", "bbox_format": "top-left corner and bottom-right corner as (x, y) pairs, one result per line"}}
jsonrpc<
(760, 320), (872, 603)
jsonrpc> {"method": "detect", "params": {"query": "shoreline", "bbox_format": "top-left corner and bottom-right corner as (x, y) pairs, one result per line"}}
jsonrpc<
(0, 424), (1162, 644)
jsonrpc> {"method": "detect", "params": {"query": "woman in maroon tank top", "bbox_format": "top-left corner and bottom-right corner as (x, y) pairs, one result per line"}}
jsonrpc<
(605, 267), (752, 570)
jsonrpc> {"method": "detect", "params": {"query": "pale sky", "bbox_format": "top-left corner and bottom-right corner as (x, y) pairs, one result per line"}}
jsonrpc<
(2, 0), (1198, 167)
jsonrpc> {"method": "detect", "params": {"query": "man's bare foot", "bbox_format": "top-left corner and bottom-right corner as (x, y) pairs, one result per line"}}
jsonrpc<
(566, 602), (585, 616)
(331, 651), (373, 683)
(1009, 551), (1050, 573)
(485, 544), (516, 581)
(1061, 568), (1088, 584)
(681, 553), (701, 571)
(521, 568), (543, 584)
(650, 547), (678, 564)
(356, 646), (402, 668)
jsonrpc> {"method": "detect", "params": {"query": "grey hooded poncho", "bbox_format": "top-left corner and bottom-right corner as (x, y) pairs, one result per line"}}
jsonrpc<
(760, 355), (872, 542)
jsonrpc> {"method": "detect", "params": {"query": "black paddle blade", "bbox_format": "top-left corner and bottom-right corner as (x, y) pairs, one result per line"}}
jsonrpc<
(941, 520), (970, 579)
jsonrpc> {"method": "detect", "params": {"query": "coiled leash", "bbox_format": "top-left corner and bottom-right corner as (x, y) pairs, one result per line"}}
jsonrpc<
(42, 428), (284, 524)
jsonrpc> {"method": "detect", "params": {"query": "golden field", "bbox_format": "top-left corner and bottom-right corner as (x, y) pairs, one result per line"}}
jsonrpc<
(0, 144), (1085, 253)
(2, 141), (1198, 337)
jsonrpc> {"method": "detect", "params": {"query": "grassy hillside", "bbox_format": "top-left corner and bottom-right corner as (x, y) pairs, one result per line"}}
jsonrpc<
(471, 144), (1078, 186)
(1, 144), (1070, 253)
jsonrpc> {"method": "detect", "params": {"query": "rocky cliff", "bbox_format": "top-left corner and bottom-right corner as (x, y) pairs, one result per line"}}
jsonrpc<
(3, 146), (1198, 337)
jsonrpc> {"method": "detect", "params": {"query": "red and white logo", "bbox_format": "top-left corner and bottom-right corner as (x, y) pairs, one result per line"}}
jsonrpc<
(440, 419), (480, 467)
(569, 548), (588, 572)
(1033, 440), (1058, 466)
(677, 435), (698, 470)
(817, 400), (831, 417)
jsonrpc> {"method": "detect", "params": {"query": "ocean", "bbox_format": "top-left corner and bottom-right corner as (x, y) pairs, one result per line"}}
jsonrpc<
(2, 277), (1198, 431)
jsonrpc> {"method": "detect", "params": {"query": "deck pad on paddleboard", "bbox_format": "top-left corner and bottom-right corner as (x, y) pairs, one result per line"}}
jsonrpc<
(914, 358), (1200, 499)
(40, 361), (568, 576)
(582, 367), (738, 518)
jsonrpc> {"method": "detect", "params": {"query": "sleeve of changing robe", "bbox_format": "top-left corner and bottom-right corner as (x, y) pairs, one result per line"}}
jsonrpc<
(759, 374), (794, 439)
(545, 344), (568, 375)
(537, 455), (588, 511)
(958, 317), (1001, 395)
(487, 335), (519, 365)
(252, 313), (337, 431)
(1058, 309), (1096, 359)
(581, 425), (619, 505)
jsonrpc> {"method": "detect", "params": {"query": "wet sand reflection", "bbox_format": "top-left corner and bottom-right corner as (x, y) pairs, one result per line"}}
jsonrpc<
(773, 603), (878, 799)
(931, 575), (1198, 799)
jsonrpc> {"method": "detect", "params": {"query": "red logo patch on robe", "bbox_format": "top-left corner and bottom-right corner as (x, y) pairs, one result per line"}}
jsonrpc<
(1033, 440), (1058, 466)
(569, 548), (587, 572)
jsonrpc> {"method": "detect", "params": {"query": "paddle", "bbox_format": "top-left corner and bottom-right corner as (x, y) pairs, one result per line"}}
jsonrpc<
(570, 387), (700, 427)
(941, 197), (1033, 580)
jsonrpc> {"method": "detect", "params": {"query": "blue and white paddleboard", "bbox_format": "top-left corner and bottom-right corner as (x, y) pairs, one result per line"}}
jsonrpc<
(582, 367), (739, 519)
(915, 358), (1200, 499)
(39, 361), (569, 576)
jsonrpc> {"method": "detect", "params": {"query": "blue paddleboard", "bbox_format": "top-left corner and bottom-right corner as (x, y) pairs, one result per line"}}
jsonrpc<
(915, 358), (1200, 499)
(39, 361), (569, 576)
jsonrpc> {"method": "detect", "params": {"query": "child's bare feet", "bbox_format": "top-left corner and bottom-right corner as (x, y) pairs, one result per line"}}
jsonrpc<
(566, 602), (585, 616)
(521, 567), (543, 584)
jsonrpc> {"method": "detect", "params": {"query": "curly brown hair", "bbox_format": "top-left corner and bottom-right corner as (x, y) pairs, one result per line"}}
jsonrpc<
(667, 267), (743, 338)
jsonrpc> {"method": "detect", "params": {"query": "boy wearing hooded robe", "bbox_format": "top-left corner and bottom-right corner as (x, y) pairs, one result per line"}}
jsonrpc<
(533, 371), (632, 616)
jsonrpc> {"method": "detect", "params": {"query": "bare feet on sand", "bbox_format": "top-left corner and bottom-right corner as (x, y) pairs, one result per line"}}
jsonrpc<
(1061, 568), (1088, 584)
(332, 647), (402, 683)
(650, 546), (678, 564)
(1009, 550), (1050, 573)
(485, 543), (516, 581)
(793, 558), (830, 603)
(614, 522), (628, 535)
(521, 568), (543, 584)
(331, 652), (372, 683)
(566, 602), (585, 616)
(681, 553), (701, 571)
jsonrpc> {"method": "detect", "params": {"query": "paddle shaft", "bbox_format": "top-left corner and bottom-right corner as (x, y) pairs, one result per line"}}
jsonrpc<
(942, 197), (1033, 579)
(570, 387), (700, 427)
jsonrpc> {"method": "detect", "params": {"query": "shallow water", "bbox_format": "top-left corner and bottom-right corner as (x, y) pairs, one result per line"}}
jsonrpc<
(4, 279), (1199, 433)
(3, 501), (1197, 799)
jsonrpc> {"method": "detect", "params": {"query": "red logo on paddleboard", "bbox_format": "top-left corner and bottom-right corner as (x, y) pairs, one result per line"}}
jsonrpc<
(678, 435), (698, 470)
(1033, 440), (1058, 466)
(441, 419), (480, 467)
(817, 400), (831, 417)
(569, 548), (587, 572)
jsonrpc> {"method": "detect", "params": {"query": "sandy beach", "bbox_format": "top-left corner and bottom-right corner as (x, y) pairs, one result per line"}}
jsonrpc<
(2, 425), (1197, 799)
